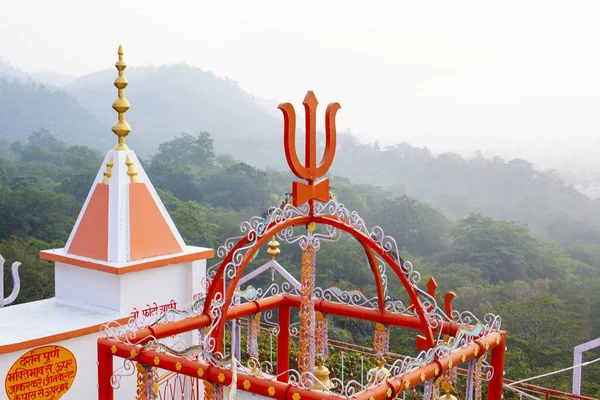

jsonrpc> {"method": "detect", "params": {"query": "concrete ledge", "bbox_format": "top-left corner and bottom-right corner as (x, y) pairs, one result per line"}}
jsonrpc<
(40, 245), (213, 275)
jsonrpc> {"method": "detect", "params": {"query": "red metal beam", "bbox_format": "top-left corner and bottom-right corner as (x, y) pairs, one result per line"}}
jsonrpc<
(98, 338), (342, 400)
(354, 331), (504, 399)
(284, 294), (466, 336)
(97, 340), (114, 400)
(129, 294), (287, 343)
(99, 331), (505, 400)
(277, 304), (291, 382)
(488, 331), (506, 400)
(284, 294), (422, 329)
(363, 244), (386, 313)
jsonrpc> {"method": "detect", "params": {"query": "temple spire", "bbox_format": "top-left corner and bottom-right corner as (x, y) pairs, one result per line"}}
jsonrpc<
(111, 45), (131, 150)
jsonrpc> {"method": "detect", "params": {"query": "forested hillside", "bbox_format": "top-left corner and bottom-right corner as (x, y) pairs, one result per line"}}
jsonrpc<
(0, 78), (111, 149)
(331, 135), (600, 247)
(1, 130), (599, 396)
(1, 64), (599, 252)
(67, 64), (282, 157)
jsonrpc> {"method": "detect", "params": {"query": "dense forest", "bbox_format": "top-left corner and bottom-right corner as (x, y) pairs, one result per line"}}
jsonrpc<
(1, 129), (599, 396)
(2, 66), (599, 250)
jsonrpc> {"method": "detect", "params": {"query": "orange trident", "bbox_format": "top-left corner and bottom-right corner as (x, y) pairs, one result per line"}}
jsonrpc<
(278, 91), (341, 208)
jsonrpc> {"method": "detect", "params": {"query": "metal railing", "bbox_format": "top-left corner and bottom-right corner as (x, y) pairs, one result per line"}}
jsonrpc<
(155, 321), (597, 400)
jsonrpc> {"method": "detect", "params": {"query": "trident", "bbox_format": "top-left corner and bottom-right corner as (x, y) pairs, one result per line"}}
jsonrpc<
(0, 255), (22, 308)
(278, 91), (341, 208)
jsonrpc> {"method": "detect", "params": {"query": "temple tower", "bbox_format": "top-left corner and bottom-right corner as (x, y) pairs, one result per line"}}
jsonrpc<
(0, 46), (213, 400)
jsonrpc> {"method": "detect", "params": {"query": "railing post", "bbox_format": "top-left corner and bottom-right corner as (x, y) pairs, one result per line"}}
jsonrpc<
(277, 304), (290, 382)
(98, 341), (114, 400)
(488, 333), (506, 400)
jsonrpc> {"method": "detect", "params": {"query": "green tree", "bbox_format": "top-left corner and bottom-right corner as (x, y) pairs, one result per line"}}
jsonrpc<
(157, 189), (218, 248)
(1, 236), (57, 304)
(369, 196), (449, 255)
(449, 214), (540, 284)
(152, 132), (216, 169)
(0, 186), (77, 242)
(202, 162), (271, 211)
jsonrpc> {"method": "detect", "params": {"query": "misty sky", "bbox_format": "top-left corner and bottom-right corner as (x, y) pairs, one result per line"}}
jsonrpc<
(1, 0), (600, 158)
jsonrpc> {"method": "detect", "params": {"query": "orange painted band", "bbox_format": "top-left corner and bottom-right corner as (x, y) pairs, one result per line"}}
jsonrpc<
(0, 317), (130, 355)
(39, 248), (214, 275)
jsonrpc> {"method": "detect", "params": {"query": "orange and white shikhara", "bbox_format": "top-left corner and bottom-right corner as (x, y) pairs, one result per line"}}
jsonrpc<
(3, 46), (584, 400)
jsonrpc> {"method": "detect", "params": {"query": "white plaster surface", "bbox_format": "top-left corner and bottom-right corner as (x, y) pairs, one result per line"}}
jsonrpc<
(120, 261), (191, 313)
(55, 262), (121, 311)
(0, 298), (121, 346)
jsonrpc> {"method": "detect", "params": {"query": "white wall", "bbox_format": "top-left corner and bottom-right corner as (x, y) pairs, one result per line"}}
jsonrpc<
(55, 263), (121, 311)
(56, 259), (207, 318)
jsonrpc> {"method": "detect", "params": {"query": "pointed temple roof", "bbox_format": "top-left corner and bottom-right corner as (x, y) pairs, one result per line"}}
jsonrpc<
(40, 46), (212, 273)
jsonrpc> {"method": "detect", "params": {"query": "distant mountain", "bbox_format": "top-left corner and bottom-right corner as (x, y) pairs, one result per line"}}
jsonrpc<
(0, 60), (29, 82)
(0, 60), (76, 88)
(0, 78), (111, 149)
(253, 96), (283, 119)
(30, 70), (76, 88)
(67, 64), (284, 159)
(1, 58), (598, 245)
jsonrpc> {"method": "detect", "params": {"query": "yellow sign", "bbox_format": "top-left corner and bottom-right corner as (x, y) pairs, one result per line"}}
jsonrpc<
(5, 345), (77, 400)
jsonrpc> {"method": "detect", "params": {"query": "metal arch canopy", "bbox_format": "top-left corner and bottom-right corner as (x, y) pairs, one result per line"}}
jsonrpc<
(97, 90), (506, 400)
(202, 211), (437, 353)
(201, 91), (436, 352)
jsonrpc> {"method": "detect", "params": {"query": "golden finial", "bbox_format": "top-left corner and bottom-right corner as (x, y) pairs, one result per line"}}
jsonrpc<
(112, 45), (131, 150)
(266, 236), (280, 260)
(307, 222), (316, 233)
(126, 155), (138, 183)
(102, 156), (114, 184)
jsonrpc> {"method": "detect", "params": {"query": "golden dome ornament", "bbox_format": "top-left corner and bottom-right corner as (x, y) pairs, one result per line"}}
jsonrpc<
(313, 355), (332, 390)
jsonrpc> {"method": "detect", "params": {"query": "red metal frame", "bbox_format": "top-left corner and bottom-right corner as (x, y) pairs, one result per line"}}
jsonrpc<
(277, 303), (290, 382)
(97, 91), (508, 399)
(98, 293), (505, 399)
(203, 214), (441, 354)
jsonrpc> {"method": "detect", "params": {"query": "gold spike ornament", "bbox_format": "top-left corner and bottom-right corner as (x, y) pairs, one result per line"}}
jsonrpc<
(112, 45), (131, 150)
(102, 156), (115, 184)
(126, 155), (139, 183)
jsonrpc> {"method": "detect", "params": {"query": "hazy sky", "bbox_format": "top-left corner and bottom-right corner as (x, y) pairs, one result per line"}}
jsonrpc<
(2, 0), (600, 156)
